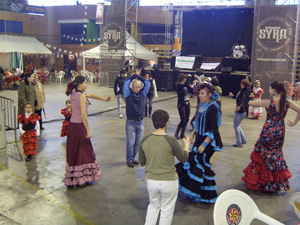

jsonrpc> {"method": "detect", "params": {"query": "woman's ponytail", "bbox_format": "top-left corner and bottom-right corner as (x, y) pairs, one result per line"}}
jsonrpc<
(279, 83), (287, 115)
(270, 81), (287, 115)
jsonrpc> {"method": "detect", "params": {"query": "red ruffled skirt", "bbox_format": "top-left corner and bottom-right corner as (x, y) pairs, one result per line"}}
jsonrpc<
(60, 120), (69, 137)
(21, 130), (38, 156)
(242, 151), (292, 192)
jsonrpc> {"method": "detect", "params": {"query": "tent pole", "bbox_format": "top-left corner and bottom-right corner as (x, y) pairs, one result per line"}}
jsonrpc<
(83, 56), (86, 76)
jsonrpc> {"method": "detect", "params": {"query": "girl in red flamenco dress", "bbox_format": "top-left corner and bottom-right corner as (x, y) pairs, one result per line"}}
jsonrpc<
(60, 100), (72, 137)
(18, 102), (40, 161)
(249, 80), (264, 119)
(242, 81), (300, 192)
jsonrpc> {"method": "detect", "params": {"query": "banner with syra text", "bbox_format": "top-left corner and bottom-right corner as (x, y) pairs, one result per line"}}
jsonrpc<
(251, 3), (297, 96)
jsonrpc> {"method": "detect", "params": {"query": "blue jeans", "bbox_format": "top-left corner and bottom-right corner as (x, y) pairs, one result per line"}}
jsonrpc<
(117, 94), (126, 114)
(126, 119), (144, 162)
(233, 112), (247, 146)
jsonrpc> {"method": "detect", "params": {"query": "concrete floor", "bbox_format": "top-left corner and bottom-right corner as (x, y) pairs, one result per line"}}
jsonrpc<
(0, 81), (300, 225)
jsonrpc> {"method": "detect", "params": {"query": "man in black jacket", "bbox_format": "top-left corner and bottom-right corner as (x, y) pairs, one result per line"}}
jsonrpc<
(114, 70), (126, 118)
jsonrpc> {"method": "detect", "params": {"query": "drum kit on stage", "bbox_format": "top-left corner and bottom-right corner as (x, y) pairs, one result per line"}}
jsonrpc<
(231, 44), (249, 59)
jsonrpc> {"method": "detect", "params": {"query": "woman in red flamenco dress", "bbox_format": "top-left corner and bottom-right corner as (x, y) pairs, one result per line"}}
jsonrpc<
(242, 81), (300, 192)
(18, 102), (40, 161)
(60, 100), (72, 137)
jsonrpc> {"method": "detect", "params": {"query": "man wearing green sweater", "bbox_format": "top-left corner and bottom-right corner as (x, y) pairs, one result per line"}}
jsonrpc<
(138, 109), (190, 225)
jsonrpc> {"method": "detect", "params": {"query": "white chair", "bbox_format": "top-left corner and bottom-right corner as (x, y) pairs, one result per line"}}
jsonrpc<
(80, 70), (86, 77)
(87, 72), (96, 83)
(56, 71), (65, 83)
(213, 189), (284, 225)
(288, 192), (300, 221)
(70, 70), (79, 81)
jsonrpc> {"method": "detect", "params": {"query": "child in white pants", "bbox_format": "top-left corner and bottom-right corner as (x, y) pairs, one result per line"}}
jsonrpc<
(139, 109), (189, 225)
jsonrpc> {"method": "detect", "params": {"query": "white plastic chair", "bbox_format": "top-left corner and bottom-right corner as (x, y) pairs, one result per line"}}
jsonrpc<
(87, 72), (96, 83)
(213, 189), (284, 225)
(80, 70), (86, 78)
(288, 192), (300, 221)
(56, 71), (65, 83)
(70, 70), (78, 81)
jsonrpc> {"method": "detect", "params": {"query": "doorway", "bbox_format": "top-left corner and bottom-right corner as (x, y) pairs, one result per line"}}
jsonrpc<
(64, 55), (76, 81)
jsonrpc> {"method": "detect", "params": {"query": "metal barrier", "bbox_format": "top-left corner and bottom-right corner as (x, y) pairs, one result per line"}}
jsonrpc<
(0, 96), (17, 144)
(0, 107), (5, 148)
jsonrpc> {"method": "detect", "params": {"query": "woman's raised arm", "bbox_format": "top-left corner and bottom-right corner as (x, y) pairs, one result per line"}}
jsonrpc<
(248, 99), (270, 108)
(287, 100), (300, 126)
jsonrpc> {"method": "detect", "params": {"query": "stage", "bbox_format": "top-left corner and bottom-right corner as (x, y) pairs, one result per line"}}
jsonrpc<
(152, 69), (247, 96)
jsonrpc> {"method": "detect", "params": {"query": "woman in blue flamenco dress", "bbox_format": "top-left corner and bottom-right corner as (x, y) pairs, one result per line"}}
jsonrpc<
(176, 83), (223, 203)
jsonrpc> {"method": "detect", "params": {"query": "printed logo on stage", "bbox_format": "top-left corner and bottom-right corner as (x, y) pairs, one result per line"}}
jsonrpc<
(103, 23), (124, 49)
(256, 16), (292, 52)
(226, 204), (242, 225)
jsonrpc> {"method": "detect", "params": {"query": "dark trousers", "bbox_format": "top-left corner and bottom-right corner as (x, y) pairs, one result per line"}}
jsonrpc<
(145, 93), (154, 116)
(175, 102), (190, 138)
(35, 109), (43, 128)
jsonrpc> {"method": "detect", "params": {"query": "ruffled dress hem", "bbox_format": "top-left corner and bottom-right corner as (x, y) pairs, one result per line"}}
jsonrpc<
(63, 160), (102, 186)
(21, 130), (38, 156)
(242, 151), (291, 192)
(60, 120), (70, 137)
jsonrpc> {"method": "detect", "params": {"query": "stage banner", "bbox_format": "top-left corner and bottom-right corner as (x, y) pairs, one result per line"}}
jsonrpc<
(251, 1), (298, 97)
(99, 0), (125, 87)
(100, 0), (125, 51)
(175, 56), (195, 69)
(96, 3), (104, 25)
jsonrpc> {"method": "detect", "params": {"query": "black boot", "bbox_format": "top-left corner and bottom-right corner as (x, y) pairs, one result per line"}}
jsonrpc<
(149, 106), (152, 118)
(25, 155), (32, 162)
(174, 126), (181, 139)
(180, 124), (187, 139)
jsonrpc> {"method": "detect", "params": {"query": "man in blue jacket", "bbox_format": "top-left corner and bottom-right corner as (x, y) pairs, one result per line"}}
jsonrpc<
(123, 67), (150, 167)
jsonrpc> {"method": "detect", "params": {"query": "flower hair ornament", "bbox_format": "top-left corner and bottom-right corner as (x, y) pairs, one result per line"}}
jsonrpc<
(67, 82), (75, 91)
(211, 92), (219, 101)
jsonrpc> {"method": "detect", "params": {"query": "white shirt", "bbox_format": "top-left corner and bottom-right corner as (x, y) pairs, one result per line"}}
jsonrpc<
(19, 112), (40, 136)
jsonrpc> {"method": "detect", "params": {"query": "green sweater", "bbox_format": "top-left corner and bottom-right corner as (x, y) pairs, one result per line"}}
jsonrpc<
(138, 134), (189, 181)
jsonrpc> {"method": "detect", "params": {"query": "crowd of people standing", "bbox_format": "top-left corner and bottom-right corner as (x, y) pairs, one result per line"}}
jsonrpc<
(10, 67), (300, 224)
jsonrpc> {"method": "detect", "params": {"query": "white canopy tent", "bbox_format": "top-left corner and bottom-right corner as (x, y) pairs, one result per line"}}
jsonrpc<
(0, 35), (52, 70)
(82, 33), (158, 72)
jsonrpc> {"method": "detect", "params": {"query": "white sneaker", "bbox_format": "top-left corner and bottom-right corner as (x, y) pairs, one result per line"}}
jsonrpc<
(119, 114), (123, 118)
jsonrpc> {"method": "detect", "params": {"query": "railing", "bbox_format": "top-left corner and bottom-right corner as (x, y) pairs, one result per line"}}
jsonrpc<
(0, 96), (17, 144)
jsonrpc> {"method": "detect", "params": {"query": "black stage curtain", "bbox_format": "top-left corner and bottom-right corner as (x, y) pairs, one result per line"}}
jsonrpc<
(182, 8), (254, 57)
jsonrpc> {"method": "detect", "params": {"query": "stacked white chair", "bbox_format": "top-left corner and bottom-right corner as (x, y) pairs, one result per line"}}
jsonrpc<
(80, 70), (86, 77)
(70, 70), (78, 81)
(56, 71), (65, 82)
(213, 189), (284, 225)
(87, 72), (96, 83)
